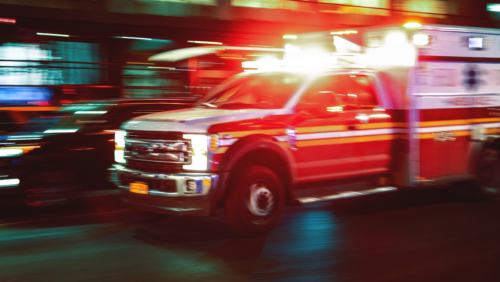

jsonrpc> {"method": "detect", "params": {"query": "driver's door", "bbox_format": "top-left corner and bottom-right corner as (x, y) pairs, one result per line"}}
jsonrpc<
(292, 74), (386, 183)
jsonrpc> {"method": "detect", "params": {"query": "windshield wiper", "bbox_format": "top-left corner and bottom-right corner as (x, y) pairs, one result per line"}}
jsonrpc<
(217, 102), (262, 109)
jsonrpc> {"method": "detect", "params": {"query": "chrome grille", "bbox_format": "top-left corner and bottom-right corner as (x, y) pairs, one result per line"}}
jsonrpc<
(124, 138), (192, 164)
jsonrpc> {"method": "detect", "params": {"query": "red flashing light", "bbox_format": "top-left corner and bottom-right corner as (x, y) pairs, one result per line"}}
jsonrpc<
(0, 18), (16, 24)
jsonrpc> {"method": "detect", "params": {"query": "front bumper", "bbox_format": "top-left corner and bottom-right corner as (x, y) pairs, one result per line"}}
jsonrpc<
(109, 165), (219, 216)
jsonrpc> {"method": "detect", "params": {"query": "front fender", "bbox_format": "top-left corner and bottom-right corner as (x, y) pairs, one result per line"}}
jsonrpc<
(213, 134), (297, 201)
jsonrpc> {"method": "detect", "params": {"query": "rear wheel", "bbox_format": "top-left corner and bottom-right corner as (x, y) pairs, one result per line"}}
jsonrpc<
(474, 148), (500, 200)
(225, 166), (285, 236)
(454, 148), (500, 200)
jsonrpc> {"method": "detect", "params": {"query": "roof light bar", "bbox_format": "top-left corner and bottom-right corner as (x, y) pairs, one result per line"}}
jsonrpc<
(403, 22), (422, 29)
(330, 30), (358, 35)
(37, 32), (70, 37)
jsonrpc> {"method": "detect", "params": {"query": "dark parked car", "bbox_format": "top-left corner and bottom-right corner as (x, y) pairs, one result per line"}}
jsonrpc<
(0, 98), (195, 206)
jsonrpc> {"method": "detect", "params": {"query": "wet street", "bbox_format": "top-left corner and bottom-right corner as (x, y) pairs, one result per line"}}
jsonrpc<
(1, 188), (500, 282)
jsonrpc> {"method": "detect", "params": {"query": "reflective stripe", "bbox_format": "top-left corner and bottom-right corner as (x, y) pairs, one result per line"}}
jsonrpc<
(419, 118), (500, 127)
(220, 129), (284, 138)
(298, 134), (396, 147)
(416, 122), (500, 133)
(297, 128), (397, 141)
(297, 125), (347, 134)
(417, 125), (470, 133)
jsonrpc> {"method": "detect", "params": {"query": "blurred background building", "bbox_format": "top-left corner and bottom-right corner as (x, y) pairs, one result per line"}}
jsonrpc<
(0, 0), (497, 110)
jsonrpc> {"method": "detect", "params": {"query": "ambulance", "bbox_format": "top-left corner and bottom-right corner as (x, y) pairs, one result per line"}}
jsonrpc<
(109, 23), (500, 236)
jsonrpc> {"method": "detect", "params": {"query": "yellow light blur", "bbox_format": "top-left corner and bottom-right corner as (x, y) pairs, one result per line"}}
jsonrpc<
(210, 134), (219, 153)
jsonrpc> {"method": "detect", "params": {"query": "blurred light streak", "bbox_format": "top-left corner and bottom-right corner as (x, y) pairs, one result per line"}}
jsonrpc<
(148, 66), (175, 69)
(44, 129), (79, 133)
(330, 30), (357, 35)
(127, 62), (155, 65)
(117, 36), (152, 40)
(36, 33), (70, 37)
(0, 179), (20, 187)
(0, 18), (16, 24)
(283, 35), (297, 39)
(187, 40), (223, 45)
(487, 4), (500, 12)
(74, 111), (107, 114)
(0, 149), (23, 157)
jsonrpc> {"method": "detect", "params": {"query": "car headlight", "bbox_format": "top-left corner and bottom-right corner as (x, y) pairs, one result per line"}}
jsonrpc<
(0, 146), (39, 157)
(114, 130), (127, 164)
(183, 134), (208, 171)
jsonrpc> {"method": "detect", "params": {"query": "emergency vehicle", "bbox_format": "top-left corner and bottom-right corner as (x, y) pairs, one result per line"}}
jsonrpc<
(109, 23), (500, 236)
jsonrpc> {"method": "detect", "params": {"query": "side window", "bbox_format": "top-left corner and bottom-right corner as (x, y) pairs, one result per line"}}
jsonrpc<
(345, 75), (378, 109)
(298, 75), (346, 107)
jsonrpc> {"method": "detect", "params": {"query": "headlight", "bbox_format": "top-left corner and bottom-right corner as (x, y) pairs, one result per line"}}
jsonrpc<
(114, 130), (127, 164)
(0, 146), (39, 157)
(183, 134), (208, 171)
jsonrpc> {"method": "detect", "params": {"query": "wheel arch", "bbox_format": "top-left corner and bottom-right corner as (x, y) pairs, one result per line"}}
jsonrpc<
(468, 135), (500, 174)
(215, 134), (297, 205)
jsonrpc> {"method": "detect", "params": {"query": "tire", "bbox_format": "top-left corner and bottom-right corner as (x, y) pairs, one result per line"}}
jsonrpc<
(225, 166), (285, 236)
(455, 148), (500, 200)
(473, 147), (500, 200)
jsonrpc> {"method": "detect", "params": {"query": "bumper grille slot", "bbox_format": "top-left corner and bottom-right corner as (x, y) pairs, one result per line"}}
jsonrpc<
(127, 130), (182, 140)
(125, 159), (182, 173)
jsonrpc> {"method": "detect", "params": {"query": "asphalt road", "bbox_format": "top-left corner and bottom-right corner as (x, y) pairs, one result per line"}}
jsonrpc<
(1, 188), (500, 282)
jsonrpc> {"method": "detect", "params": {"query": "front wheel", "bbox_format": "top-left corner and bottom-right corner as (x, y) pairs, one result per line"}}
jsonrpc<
(225, 166), (285, 236)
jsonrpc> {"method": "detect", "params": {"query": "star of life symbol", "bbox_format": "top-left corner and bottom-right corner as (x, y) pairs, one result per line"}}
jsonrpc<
(463, 64), (484, 92)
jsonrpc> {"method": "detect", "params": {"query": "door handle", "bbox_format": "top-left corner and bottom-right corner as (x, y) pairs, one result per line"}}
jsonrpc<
(348, 125), (356, 130)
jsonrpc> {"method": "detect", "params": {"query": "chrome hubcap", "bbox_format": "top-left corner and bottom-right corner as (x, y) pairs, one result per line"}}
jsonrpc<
(248, 183), (274, 217)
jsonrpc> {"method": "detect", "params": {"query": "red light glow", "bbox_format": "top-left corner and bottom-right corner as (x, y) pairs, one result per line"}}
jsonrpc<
(0, 18), (16, 24)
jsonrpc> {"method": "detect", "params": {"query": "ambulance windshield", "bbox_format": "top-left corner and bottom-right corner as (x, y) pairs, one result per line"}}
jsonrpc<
(201, 72), (304, 109)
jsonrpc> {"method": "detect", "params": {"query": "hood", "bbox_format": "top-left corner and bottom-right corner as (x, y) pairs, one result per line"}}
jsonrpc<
(133, 108), (274, 125)
(122, 107), (287, 133)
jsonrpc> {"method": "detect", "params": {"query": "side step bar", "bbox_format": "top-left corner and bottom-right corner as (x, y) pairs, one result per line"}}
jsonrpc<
(297, 186), (398, 204)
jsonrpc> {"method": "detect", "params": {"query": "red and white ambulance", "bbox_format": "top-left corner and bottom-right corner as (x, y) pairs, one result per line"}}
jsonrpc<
(110, 23), (500, 236)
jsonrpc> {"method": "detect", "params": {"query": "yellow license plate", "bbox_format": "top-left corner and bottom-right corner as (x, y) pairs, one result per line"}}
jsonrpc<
(130, 182), (148, 194)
